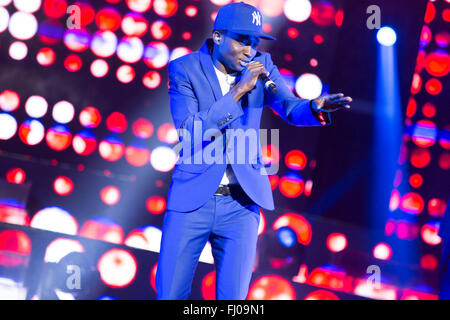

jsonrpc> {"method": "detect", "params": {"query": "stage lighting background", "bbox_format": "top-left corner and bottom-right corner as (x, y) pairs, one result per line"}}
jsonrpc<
(0, 0), (447, 300)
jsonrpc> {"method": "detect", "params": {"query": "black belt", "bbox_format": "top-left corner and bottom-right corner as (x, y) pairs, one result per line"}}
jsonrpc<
(214, 184), (244, 196)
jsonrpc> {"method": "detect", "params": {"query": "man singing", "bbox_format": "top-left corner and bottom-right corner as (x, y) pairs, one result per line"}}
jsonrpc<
(156, 1), (352, 300)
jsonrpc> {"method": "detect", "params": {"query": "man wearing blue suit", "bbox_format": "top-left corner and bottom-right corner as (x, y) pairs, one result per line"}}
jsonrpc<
(156, 2), (352, 300)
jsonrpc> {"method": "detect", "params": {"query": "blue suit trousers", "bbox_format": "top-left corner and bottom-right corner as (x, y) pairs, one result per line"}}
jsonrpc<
(155, 192), (260, 300)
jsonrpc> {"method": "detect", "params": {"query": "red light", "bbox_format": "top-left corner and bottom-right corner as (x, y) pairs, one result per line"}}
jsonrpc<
(150, 263), (157, 293)
(6, 168), (26, 184)
(0, 90), (20, 112)
(182, 32), (191, 40)
(305, 289), (340, 300)
(373, 243), (392, 260)
(201, 271), (216, 300)
(400, 192), (424, 214)
(125, 144), (150, 167)
(0, 230), (32, 266)
(247, 275), (296, 300)
(73, 1), (95, 26)
(425, 51), (449, 77)
(95, 7), (122, 31)
(326, 233), (347, 253)
(106, 112), (127, 133)
(421, 223), (441, 245)
(79, 106), (101, 128)
(310, 1), (336, 26)
(99, 137), (125, 161)
(424, 2), (436, 23)
(420, 254), (438, 270)
(428, 198), (447, 218)
(422, 102), (436, 118)
(100, 186), (121, 206)
(132, 118), (153, 139)
(36, 48), (56, 66)
(64, 54), (82, 72)
(153, 0), (178, 17)
(313, 34), (324, 44)
(116, 64), (135, 83)
(335, 9), (344, 27)
(279, 174), (304, 198)
(185, 5), (197, 17)
(409, 173), (423, 188)
(146, 196), (166, 214)
(273, 213), (312, 246)
(411, 73), (422, 94)
(142, 70), (162, 89)
(439, 152), (450, 170)
(410, 148), (431, 168)
(121, 12), (148, 37)
(53, 176), (74, 196)
(46, 125), (72, 151)
(287, 27), (299, 38)
(406, 97), (417, 118)
(268, 175), (279, 190)
(285, 149), (307, 170)
(80, 218), (124, 244)
(43, 0), (68, 19)
(425, 78), (442, 95)
(150, 20), (172, 40)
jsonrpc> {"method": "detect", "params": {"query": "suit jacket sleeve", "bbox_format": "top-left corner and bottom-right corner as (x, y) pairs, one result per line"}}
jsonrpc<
(168, 59), (244, 142)
(263, 53), (331, 127)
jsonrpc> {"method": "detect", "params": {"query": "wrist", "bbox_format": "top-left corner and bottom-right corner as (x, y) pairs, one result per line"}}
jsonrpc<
(310, 99), (320, 113)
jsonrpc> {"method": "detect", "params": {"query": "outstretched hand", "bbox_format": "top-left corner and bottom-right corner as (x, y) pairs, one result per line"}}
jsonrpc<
(311, 93), (352, 113)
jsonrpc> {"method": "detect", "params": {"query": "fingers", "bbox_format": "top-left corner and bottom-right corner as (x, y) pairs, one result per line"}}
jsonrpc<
(247, 61), (268, 76)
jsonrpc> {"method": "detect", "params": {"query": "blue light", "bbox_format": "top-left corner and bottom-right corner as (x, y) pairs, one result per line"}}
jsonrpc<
(276, 226), (297, 248)
(377, 27), (397, 46)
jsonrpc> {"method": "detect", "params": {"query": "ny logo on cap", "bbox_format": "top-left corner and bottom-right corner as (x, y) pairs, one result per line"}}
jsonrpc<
(252, 11), (261, 26)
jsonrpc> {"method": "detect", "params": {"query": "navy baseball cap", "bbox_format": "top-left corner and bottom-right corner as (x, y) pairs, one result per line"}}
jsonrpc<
(213, 1), (276, 41)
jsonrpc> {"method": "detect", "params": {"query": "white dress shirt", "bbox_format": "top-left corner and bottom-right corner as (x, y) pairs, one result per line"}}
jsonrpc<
(212, 63), (239, 185)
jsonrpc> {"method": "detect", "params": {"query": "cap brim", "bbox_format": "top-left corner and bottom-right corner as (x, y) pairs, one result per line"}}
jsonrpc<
(228, 29), (276, 41)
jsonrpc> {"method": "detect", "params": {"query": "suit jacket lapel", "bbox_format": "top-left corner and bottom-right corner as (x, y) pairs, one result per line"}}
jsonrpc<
(199, 39), (227, 101)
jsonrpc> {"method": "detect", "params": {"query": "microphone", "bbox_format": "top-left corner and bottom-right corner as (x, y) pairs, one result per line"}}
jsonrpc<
(247, 61), (277, 94)
(259, 73), (277, 94)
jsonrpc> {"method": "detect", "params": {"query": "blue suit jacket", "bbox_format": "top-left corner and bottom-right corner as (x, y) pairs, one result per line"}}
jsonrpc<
(166, 39), (330, 212)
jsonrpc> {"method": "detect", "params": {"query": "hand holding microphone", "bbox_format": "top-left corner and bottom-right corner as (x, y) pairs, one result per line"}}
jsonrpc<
(231, 61), (277, 102)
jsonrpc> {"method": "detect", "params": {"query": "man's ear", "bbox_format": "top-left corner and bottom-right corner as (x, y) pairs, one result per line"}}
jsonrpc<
(213, 31), (222, 45)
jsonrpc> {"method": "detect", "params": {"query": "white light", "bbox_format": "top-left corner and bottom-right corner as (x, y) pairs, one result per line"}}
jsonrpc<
(44, 238), (85, 263)
(377, 27), (397, 46)
(9, 41), (27, 60)
(295, 73), (323, 99)
(25, 95), (48, 118)
(13, 0), (41, 13)
(0, 7), (9, 33)
(0, 113), (17, 140)
(90, 31), (118, 58)
(199, 241), (214, 264)
(8, 11), (38, 40)
(0, 277), (27, 300)
(125, 225), (162, 253)
(150, 146), (177, 172)
(0, 0), (12, 7)
(97, 249), (137, 288)
(52, 100), (75, 124)
(169, 47), (192, 61)
(30, 206), (78, 235)
(117, 36), (144, 63)
(144, 41), (169, 68)
(21, 119), (44, 145)
(284, 0), (311, 23)
(90, 59), (109, 78)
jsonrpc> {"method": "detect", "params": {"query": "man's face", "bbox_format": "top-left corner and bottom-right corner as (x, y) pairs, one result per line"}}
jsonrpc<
(215, 31), (260, 72)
